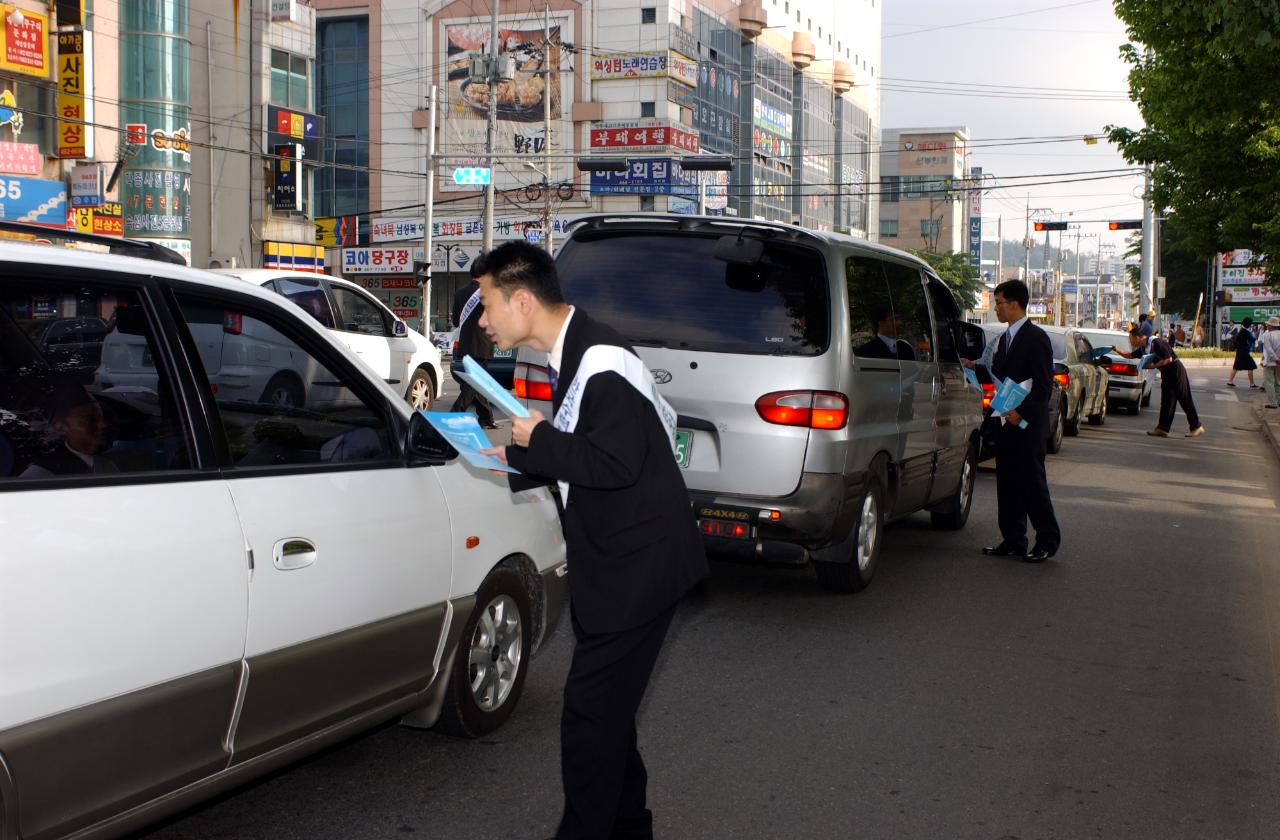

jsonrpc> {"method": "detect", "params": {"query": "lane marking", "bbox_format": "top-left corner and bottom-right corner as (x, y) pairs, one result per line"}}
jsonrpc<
(1215, 393), (1233, 401)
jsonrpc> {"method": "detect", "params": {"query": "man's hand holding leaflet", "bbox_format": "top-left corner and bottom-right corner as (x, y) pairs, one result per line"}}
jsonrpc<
(421, 410), (519, 473)
(454, 355), (531, 419)
(989, 378), (1032, 429)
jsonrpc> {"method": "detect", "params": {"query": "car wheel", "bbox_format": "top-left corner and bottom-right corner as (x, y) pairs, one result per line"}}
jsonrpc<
(1064, 398), (1081, 436)
(1127, 399), (1141, 415)
(1141, 389), (1151, 407)
(260, 373), (304, 408)
(814, 479), (883, 593)
(436, 566), (532, 738)
(931, 443), (977, 531)
(406, 368), (435, 411)
(1046, 402), (1065, 454)
(1087, 399), (1106, 425)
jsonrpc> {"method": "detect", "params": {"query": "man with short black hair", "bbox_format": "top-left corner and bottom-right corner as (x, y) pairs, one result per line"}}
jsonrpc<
(450, 258), (496, 428)
(475, 240), (708, 840)
(1125, 325), (1204, 437)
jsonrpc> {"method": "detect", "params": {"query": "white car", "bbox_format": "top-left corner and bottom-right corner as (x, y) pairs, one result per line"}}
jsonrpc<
(211, 269), (444, 411)
(0, 234), (567, 840)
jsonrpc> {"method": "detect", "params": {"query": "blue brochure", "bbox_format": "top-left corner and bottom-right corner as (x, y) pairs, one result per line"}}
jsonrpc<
(1088, 345), (1115, 359)
(420, 410), (518, 473)
(989, 378), (1031, 429)
(1136, 353), (1157, 372)
(454, 355), (531, 419)
(963, 366), (982, 392)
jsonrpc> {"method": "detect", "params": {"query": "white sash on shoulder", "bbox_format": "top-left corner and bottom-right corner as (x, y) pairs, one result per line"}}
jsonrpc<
(551, 344), (678, 503)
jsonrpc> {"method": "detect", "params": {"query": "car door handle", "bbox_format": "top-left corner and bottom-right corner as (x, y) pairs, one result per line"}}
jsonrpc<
(273, 538), (317, 571)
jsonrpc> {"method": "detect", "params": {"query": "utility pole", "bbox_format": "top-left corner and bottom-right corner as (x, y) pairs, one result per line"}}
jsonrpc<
(482, 0), (500, 253)
(542, 0), (553, 254)
(1139, 173), (1154, 320)
(419, 84), (438, 336)
(1022, 195), (1031, 285)
(1073, 228), (1082, 327)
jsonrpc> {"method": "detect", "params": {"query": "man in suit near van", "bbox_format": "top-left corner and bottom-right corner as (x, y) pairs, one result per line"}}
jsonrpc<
(450, 260), (496, 428)
(965, 280), (1060, 562)
(855, 303), (916, 361)
(475, 241), (708, 840)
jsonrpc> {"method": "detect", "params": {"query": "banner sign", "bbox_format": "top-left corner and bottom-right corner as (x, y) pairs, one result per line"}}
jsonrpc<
(589, 119), (699, 153)
(372, 216), (426, 243)
(752, 98), (792, 139)
(1221, 286), (1279, 303)
(70, 200), (122, 236)
(121, 169), (190, 236)
(315, 214), (358, 246)
(1, 5), (48, 77)
(69, 162), (102, 206)
(56, 29), (87, 158)
(341, 246), (425, 275)
(0, 140), (38, 174)
(430, 214), (574, 242)
(589, 157), (698, 196)
(0, 175), (66, 225)
(265, 104), (324, 161)
(264, 240), (324, 273)
(1220, 265), (1268, 285)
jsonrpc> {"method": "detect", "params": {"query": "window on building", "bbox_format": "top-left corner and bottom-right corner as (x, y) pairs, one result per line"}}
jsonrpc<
(641, 7), (656, 24)
(640, 101), (656, 118)
(920, 218), (939, 238)
(639, 196), (655, 211)
(880, 175), (900, 203)
(316, 17), (370, 220)
(271, 49), (311, 110)
(879, 219), (899, 238)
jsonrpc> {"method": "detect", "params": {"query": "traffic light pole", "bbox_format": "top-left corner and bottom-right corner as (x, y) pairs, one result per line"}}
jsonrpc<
(420, 84), (437, 336)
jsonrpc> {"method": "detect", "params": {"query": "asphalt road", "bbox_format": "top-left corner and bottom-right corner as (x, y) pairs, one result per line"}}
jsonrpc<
(139, 376), (1280, 840)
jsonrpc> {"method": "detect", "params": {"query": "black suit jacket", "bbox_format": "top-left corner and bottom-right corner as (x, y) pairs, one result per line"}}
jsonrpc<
(451, 281), (492, 361)
(505, 309), (708, 634)
(991, 320), (1054, 430)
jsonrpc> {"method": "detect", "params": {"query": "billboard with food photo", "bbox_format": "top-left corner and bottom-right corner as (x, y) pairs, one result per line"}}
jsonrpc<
(440, 17), (572, 193)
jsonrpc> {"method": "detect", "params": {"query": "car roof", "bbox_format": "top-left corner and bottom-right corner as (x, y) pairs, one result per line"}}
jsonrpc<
(209, 267), (344, 285)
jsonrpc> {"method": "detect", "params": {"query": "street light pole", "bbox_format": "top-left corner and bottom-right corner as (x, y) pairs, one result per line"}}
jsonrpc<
(542, 0), (553, 254)
(482, 0), (500, 254)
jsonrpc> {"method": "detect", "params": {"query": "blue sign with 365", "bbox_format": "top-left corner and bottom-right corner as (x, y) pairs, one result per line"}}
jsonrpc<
(0, 177), (68, 226)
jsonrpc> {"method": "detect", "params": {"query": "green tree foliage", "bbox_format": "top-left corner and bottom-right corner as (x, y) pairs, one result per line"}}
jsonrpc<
(1123, 220), (1207, 320)
(908, 249), (982, 311)
(1107, 1), (1280, 273)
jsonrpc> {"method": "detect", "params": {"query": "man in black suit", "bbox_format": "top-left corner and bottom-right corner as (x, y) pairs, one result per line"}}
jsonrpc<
(450, 260), (496, 428)
(965, 280), (1060, 562)
(854, 303), (916, 360)
(475, 241), (708, 840)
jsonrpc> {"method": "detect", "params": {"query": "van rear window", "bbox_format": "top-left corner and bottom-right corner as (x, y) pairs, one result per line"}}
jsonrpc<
(555, 233), (830, 356)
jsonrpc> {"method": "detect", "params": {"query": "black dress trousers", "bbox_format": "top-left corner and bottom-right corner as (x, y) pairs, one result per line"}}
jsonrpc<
(995, 419), (1061, 555)
(1157, 361), (1200, 432)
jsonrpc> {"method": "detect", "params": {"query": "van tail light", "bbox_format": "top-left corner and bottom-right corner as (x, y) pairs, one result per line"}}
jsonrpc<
(223, 311), (243, 335)
(1107, 363), (1132, 375)
(981, 382), (995, 409)
(514, 363), (554, 402)
(1053, 372), (1070, 389)
(755, 391), (848, 430)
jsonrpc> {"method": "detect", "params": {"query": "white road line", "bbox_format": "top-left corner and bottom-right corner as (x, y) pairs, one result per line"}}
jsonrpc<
(1214, 393), (1233, 401)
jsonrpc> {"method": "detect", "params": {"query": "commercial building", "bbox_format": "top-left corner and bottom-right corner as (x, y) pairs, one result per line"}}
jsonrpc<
(877, 126), (970, 253)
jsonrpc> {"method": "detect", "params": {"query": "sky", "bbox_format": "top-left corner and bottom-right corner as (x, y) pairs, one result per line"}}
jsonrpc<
(880, 0), (1145, 257)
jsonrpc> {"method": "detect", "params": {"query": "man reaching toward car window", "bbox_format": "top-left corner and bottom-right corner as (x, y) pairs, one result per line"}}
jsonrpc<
(475, 241), (708, 840)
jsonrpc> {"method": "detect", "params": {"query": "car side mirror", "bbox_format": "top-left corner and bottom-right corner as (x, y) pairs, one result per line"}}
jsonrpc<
(393, 320), (408, 338)
(406, 410), (456, 465)
(713, 234), (763, 266)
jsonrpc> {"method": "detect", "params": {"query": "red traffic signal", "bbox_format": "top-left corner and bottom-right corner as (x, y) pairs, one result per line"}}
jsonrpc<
(1033, 221), (1068, 232)
(1108, 220), (1142, 230)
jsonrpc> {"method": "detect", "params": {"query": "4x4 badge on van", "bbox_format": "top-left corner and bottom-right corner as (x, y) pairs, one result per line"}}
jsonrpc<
(651, 368), (672, 384)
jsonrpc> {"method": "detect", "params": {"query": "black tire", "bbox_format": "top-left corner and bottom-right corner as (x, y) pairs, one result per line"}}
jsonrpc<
(1087, 398), (1106, 425)
(1141, 389), (1152, 407)
(435, 566), (532, 738)
(1046, 402), (1065, 454)
(1063, 398), (1081, 436)
(260, 372), (304, 408)
(405, 368), (435, 411)
(1127, 399), (1141, 415)
(931, 443), (977, 530)
(814, 480), (883, 593)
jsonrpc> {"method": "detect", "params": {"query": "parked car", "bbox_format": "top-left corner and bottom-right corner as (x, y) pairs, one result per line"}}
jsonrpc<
(29, 316), (109, 374)
(1042, 325), (1111, 435)
(1079, 327), (1152, 414)
(0, 232), (567, 840)
(211, 269), (445, 411)
(451, 346), (516, 390)
(516, 214), (986, 593)
(975, 323), (1066, 459)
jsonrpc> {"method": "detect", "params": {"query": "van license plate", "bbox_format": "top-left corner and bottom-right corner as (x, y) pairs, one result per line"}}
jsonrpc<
(675, 429), (692, 469)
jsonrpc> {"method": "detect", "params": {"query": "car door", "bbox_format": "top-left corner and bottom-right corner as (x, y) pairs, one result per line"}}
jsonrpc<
(1076, 332), (1104, 415)
(171, 288), (453, 763)
(328, 282), (402, 391)
(884, 261), (938, 514)
(845, 254), (906, 484)
(0, 268), (247, 840)
(924, 276), (972, 502)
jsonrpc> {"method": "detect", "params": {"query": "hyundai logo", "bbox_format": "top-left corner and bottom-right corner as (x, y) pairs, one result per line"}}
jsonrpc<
(651, 368), (672, 384)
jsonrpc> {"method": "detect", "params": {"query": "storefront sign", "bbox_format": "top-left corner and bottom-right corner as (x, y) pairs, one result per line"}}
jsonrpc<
(56, 29), (86, 158)
(1220, 265), (1267, 285)
(0, 139), (38, 174)
(357, 276), (420, 290)
(1221, 286), (1279, 303)
(1224, 305), (1280, 322)
(1220, 249), (1260, 268)
(0, 175), (66, 226)
(315, 215), (358, 246)
(341, 246), (425, 275)
(371, 216), (426, 243)
(69, 162), (101, 206)
(589, 120), (699, 153)
(1, 6), (48, 77)
(667, 79), (697, 110)
(264, 240), (324, 273)
(591, 51), (668, 80)
(668, 52), (698, 88)
(265, 104), (323, 161)
(70, 200), (122, 236)
(121, 169), (190, 237)
(430, 215), (574, 243)
(752, 98), (792, 139)
(431, 243), (484, 271)
(589, 157), (698, 196)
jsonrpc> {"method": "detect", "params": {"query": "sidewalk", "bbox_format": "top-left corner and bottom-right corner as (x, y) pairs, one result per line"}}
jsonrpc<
(1255, 391), (1280, 465)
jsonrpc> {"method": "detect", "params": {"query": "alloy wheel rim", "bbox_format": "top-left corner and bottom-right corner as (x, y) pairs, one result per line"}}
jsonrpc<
(959, 457), (974, 513)
(409, 377), (431, 409)
(467, 594), (522, 712)
(856, 493), (878, 572)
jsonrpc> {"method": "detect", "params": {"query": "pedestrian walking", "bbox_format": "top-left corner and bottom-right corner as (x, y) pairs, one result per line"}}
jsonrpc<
(964, 280), (1060, 563)
(1227, 317), (1258, 388)
(1121, 325), (1205, 438)
(1260, 316), (1280, 409)
(474, 241), (708, 840)
(450, 259), (497, 428)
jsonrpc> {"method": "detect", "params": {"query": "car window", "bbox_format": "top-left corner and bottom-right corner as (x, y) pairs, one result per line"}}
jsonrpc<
(883, 261), (933, 363)
(275, 277), (337, 329)
(1076, 335), (1093, 358)
(925, 277), (962, 362)
(1046, 331), (1067, 360)
(0, 277), (193, 483)
(846, 255), (895, 356)
(330, 285), (390, 337)
(555, 233), (830, 356)
(175, 295), (395, 470)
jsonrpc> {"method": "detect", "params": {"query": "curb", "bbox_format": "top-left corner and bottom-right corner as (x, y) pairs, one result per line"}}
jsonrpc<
(1254, 393), (1280, 465)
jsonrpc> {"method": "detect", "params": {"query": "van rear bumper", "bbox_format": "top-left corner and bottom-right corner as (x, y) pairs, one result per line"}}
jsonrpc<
(688, 470), (869, 563)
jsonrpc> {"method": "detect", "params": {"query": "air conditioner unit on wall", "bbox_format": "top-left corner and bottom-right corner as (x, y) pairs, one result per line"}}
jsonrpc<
(208, 255), (239, 269)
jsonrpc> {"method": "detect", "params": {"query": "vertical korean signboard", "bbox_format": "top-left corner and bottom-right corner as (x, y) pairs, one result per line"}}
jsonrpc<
(56, 29), (86, 159)
(968, 166), (983, 269)
(0, 5), (48, 77)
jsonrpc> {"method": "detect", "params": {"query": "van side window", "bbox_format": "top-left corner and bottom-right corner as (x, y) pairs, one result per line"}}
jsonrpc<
(846, 256), (896, 358)
(276, 277), (337, 329)
(0, 277), (193, 483)
(883, 263), (934, 363)
(925, 278), (962, 362)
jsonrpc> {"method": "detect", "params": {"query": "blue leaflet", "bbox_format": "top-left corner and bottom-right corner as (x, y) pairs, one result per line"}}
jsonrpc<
(989, 378), (1031, 429)
(455, 355), (531, 419)
(963, 366), (982, 392)
(1136, 353), (1157, 372)
(420, 410), (519, 473)
(1088, 345), (1115, 359)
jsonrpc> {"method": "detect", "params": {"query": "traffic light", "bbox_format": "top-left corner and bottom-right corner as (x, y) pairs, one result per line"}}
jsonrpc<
(1108, 220), (1142, 230)
(1033, 221), (1068, 232)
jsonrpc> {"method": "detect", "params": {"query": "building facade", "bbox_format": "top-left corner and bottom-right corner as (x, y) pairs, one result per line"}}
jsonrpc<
(878, 127), (970, 253)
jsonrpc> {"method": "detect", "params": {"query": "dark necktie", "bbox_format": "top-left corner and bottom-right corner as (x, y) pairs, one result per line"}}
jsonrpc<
(548, 364), (559, 396)
(1001, 330), (1010, 354)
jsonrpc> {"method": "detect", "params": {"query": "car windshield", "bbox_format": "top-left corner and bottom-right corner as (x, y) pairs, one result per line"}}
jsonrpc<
(555, 232), (830, 356)
(1080, 331), (1124, 353)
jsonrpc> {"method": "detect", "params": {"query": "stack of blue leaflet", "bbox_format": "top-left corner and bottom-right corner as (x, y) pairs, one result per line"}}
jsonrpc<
(1136, 353), (1157, 371)
(1087, 345), (1115, 359)
(420, 410), (518, 473)
(454, 355), (530, 418)
(989, 377), (1032, 429)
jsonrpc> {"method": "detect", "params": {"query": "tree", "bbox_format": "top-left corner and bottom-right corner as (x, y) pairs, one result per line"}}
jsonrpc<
(1122, 219), (1206, 322)
(909, 249), (982, 311)
(1107, 1), (1280, 276)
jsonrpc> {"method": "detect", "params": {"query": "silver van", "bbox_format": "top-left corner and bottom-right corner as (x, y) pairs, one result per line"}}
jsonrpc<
(515, 215), (985, 592)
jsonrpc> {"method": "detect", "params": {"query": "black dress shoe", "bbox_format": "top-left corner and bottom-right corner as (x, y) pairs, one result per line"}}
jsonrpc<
(982, 543), (1023, 556)
(1023, 548), (1054, 562)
